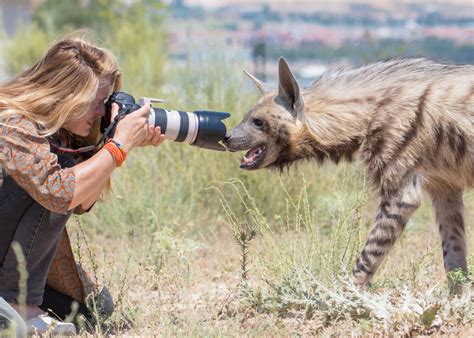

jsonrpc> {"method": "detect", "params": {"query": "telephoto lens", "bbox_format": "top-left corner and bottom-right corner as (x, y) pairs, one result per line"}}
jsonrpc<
(149, 106), (230, 151)
(104, 92), (230, 151)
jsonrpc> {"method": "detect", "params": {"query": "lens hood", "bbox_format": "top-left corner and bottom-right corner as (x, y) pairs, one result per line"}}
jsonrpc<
(192, 111), (231, 151)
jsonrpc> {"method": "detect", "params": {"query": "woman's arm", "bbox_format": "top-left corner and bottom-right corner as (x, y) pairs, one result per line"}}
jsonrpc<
(69, 147), (116, 210)
(70, 109), (165, 210)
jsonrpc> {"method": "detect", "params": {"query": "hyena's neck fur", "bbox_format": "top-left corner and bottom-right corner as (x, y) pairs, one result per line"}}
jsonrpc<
(291, 58), (473, 193)
(291, 79), (381, 166)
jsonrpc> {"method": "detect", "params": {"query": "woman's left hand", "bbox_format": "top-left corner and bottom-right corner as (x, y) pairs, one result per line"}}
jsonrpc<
(139, 125), (166, 147)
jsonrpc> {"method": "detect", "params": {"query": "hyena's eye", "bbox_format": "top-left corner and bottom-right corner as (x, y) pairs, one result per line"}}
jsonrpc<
(253, 118), (264, 127)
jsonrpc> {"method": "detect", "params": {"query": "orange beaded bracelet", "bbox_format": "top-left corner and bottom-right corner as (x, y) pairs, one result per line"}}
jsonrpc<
(103, 139), (127, 167)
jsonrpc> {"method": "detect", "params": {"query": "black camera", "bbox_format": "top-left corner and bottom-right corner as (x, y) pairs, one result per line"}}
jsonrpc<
(101, 92), (231, 151)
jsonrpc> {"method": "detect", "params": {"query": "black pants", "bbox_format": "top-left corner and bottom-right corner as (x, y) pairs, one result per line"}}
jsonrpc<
(0, 155), (74, 305)
(0, 211), (71, 305)
(0, 154), (114, 322)
(0, 190), (71, 305)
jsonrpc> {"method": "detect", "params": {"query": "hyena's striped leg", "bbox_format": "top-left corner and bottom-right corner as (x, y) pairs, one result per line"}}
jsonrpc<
(352, 176), (422, 286)
(430, 189), (467, 278)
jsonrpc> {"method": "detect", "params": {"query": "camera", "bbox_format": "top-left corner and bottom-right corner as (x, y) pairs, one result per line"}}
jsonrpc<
(102, 92), (230, 151)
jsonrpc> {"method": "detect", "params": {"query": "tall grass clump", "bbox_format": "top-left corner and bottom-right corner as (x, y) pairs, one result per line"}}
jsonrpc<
(217, 166), (370, 285)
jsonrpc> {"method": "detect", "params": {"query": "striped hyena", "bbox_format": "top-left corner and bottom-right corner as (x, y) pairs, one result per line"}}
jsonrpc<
(224, 57), (473, 287)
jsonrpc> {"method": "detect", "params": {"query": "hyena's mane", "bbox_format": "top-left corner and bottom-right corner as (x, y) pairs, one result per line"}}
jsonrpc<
(295, 57), (473, 190)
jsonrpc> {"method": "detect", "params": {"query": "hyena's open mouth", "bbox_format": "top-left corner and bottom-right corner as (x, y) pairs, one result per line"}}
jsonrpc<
(240, 145), (266, 169)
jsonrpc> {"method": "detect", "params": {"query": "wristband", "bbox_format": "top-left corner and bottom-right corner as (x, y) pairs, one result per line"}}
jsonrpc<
(109, 139), (127, 158)
(103, 139), (127, 167)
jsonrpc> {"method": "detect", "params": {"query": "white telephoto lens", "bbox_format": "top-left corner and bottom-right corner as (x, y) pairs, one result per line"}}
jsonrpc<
(148, 107), (156, 127)
(184, 112), (199, 144)
(164, 110), (182, 141)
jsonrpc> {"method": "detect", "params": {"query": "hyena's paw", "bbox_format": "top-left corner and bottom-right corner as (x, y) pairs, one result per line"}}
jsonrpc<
(352, 267), (373, 290)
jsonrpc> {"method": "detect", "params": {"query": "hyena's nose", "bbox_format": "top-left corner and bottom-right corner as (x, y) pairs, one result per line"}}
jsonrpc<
(223, 133), (231, 145)
(222, 133), (237, 152)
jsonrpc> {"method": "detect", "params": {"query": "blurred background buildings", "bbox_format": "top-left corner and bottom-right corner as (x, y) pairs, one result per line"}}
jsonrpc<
(1, 0), (473, 85)
(163, 0), (473, 84)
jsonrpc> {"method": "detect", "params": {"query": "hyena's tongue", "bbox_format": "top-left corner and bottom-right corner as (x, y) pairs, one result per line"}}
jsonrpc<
(241, 145), (265, 165)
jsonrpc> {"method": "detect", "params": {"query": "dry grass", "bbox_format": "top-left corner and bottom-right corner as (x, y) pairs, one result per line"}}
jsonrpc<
(66, 163), (473, 337)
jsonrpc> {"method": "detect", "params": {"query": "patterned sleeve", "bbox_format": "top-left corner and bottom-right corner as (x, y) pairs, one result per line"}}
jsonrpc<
(0, 114), (75, 214)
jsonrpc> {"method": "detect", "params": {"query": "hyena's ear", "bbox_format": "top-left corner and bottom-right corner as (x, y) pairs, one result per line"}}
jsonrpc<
(243, 69), (273, 95)
(278, 57), (304, 120)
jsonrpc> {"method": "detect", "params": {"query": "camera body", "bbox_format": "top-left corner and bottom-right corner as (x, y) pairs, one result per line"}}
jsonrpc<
(101, 92), (230, 151)
(107, 92), (142, 116)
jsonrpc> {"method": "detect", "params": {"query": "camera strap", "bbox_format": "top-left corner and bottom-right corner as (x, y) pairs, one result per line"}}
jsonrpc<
(49, 139), (103, 154)
(48, 113), (126, 154)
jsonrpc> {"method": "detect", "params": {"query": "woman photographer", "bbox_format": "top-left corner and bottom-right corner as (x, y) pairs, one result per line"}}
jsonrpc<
(0, 35), (165, 335)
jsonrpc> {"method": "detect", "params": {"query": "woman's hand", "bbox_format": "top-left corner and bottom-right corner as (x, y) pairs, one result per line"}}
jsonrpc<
(111, 103), (151, 153)
(138, 125), (166, 147)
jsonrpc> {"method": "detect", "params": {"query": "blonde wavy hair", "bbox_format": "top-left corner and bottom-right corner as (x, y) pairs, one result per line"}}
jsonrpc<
(0, 35), (122, 145)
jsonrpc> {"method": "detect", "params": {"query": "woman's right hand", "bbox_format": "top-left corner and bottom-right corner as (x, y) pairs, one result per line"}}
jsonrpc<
(111, 102), (151, 153)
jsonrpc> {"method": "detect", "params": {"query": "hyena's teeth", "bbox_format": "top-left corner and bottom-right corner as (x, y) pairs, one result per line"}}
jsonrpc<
(242, 145), (266, 165)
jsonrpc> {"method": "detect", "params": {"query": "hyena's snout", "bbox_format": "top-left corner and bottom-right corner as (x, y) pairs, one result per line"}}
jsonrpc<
(224, 126), (269, 170)
(222, 127), (252, 152)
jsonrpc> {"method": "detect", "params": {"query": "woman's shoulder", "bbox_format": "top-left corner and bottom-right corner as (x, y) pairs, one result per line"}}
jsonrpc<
(0, 112), (40, 136)
(0, 112), (48, 156)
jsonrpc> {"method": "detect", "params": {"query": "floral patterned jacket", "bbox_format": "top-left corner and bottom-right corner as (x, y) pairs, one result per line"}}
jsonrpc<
(0, 113), (97, 303)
